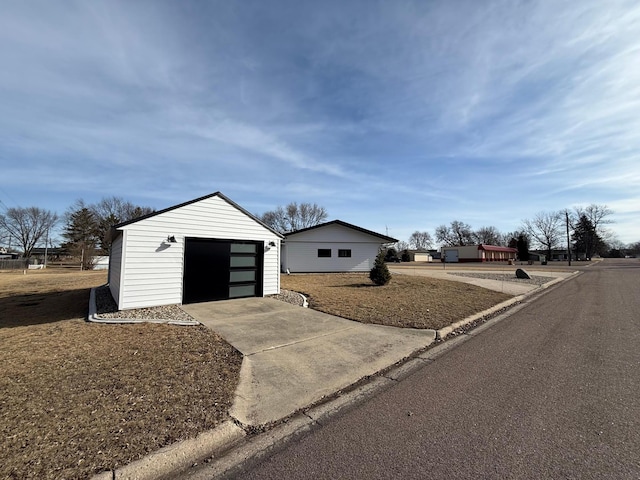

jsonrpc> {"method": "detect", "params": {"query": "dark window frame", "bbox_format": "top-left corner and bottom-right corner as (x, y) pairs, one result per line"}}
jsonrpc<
(318, 248), (332, 258)
(338, 249), (352, 258)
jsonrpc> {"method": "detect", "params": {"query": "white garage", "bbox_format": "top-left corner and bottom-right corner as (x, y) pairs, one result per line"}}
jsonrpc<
(108, 192), (283, 310)
(281, 220), (397, 273)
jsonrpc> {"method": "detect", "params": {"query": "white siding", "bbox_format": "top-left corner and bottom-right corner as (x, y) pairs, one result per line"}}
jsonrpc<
(285, 242), (379, 272)
(108, 233), (124, 306)
(284, 224), (389, 273)
(263, 239), (280, 295)
(116, 195), (280, 310)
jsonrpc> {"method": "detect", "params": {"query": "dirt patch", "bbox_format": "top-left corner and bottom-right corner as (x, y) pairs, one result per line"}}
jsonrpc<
(0, 270), (242, 480)
(281, 273), (512, 330)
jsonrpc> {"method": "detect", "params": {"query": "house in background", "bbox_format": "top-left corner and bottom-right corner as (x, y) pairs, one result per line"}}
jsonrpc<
(406, 250), (433, 262)
(441, 244), (518, 263)
(281, 220), (397, 273)
(108, 192), (283, 310)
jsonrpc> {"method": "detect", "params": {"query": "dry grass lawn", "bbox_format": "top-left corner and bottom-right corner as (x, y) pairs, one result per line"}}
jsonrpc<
(282, 272), (513, 330)
(1, 269), (511, 478)
(0, 270), (242, 480)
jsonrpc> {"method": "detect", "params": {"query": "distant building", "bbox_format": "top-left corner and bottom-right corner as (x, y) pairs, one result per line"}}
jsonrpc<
(281, 220), (397, 273)
(404, 249), (433, 262)
(441, 244), (517, 263)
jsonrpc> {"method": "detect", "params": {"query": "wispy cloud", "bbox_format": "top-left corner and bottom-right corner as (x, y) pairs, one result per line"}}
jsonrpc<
(1, 0), (639, 243)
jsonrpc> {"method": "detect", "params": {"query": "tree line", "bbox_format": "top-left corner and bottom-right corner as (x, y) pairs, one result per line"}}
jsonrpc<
(1, 198), (638, 268)
(393, 204), (637, 260)
(0, 197), (154, 269)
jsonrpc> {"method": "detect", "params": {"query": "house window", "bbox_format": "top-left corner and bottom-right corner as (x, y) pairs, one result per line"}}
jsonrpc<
(338, 249), (351, 258)
(318, 249), (331, 258)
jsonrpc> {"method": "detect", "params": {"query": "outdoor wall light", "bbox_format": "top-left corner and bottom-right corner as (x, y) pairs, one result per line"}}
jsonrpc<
(167, 235), (177, 243)
(269, 241), (276, 247)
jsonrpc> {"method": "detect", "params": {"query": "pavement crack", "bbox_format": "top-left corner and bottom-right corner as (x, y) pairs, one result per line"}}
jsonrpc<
(246, 326), (359, 356)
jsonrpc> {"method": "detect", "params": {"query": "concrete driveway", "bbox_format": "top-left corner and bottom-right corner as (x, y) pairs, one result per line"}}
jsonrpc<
(181, 298), (436, 426)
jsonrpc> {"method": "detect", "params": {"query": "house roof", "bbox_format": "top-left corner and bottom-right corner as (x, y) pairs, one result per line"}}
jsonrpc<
(284, 219), (398, 243)
(442, 244), (518, 253)
(110, 192), (284, 238)
(477, 244), (518, 253)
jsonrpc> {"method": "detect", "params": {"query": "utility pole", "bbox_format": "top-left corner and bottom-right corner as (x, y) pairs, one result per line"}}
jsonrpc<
(566, 211), (572, 266)
(44, 229), (49, 268)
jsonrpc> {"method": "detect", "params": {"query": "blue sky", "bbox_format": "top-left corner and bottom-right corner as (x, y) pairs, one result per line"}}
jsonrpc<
(1, 0), (639, 245)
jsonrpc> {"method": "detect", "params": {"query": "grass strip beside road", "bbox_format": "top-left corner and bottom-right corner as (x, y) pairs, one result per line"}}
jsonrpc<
(282, 273), (513, 330)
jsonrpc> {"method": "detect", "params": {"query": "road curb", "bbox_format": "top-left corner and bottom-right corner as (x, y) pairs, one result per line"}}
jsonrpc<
(436, 295), (525, 340)
(92, 270), (582, 479)
(90, 421), (245, 480)
(435, 271), (580, 340)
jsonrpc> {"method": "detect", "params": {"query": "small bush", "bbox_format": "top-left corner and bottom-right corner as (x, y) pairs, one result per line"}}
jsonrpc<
(370, 251), (392, 286)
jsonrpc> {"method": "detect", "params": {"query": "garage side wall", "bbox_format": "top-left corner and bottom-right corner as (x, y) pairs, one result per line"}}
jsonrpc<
(117, 196), (280, 310)
(108, 233), (124, 306)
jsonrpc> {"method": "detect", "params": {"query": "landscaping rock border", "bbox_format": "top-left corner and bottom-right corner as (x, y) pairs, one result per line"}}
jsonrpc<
(88, 286), (308, 326)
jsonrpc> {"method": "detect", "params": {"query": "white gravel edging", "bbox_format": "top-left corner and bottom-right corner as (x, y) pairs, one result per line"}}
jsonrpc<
(299, 292), (309, 308)
(87, 287), (200, 326)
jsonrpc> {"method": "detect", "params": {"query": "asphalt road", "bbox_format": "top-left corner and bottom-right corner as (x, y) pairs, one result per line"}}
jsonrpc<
(231, 259), (640, 479)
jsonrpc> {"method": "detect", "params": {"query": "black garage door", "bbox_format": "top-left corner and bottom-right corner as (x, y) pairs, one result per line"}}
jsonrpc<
(183, 238), (263, 304)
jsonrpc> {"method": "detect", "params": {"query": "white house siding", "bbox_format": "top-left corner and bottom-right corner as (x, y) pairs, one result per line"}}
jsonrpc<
(108, 233), (124, 306)
(283, 224), (388, 273)
(116, 195), (280, 310)
(284, 242), (379, 272)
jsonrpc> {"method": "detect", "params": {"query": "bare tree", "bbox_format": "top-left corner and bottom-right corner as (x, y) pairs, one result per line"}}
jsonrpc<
(435, 221), (474, 246)
(522, 211), (563, 261)
(502, 230), (528, 248)
(408, 231), (433, 250)
(395, 240), (410, 252)
(90, 196), (154, 224)
(87, 196), (154, 252)
(0, 207), (58, 257)
(574, 204), (614, 244)
(260, 202), (328, 233)
(260, 208), (288, 234)
(473, 226), (502, 245)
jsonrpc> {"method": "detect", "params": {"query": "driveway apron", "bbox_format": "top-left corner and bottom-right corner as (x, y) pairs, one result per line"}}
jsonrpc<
(182, 298), (436, 426)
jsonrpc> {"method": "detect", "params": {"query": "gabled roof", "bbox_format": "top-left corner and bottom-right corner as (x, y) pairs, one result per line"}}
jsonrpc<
(477, 244), (518, 253)
(111, 192), (284, 238)
(442, 244), (518, 253)
(284, 219), (397, 243)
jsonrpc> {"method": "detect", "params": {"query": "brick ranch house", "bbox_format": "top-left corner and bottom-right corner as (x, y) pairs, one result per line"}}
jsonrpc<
(441, 244), (518, 263)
